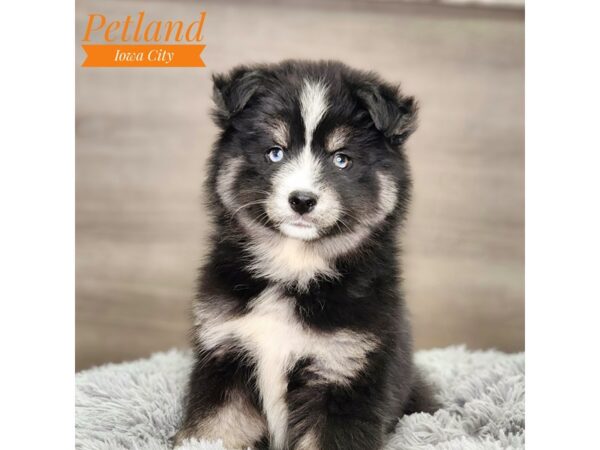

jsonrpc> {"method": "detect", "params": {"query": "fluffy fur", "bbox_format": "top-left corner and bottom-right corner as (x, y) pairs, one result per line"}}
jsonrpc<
(75, 347), (525, 450)
(176, 60), (437, 450)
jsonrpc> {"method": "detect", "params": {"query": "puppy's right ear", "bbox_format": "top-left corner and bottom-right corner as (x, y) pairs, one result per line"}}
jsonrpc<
(211, 66), (264, 128)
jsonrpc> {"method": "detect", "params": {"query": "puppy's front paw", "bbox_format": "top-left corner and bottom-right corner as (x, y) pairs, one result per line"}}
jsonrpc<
(170, 428), (255, 450)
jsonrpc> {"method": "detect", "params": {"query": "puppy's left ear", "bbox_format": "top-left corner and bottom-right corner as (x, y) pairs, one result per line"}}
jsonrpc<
(355, 81), (418, 147)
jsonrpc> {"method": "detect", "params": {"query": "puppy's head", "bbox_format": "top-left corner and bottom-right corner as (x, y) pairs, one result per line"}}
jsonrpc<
(208, 61), (416, 243)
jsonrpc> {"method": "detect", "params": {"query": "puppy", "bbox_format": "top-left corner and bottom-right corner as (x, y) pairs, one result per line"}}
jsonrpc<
(174, 60), (438, 450)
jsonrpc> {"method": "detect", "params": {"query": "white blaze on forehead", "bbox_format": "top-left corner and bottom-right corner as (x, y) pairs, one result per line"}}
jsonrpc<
(300, 79), (329, 149)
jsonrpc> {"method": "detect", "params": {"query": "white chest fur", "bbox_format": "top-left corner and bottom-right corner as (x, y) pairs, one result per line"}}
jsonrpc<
(196, 287), (378, 449)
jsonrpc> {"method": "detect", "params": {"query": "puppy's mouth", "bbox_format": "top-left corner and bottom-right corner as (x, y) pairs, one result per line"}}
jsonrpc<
(288, 218), (314, 228)
(279, 217), (320, 241)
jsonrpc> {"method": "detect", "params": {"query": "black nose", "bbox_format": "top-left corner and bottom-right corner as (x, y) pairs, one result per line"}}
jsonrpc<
(288, 191), (318, 215)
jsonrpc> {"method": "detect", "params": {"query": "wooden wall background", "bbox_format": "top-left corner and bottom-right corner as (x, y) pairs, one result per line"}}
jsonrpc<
(76, 0), (524, 371)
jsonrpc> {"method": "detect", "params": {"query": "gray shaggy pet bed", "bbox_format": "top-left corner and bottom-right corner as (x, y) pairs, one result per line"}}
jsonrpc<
(75, 346), (524, 450)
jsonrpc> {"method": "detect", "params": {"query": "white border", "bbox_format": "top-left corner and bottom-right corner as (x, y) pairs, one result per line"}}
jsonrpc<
(0, 1), (74, 448)
(1, 0), (600, 447)
(527, 0), (600, 448)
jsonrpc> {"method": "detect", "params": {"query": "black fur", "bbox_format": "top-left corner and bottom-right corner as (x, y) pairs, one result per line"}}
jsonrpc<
(175, 60), (438, 450)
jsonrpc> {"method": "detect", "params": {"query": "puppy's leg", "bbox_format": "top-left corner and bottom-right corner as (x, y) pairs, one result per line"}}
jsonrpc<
(403, 367), (440, 416)
(173, 351), (266, 449)
(286, 363), (386, 450)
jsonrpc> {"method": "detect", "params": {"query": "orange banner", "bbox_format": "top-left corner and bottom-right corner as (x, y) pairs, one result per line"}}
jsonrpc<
(82, 45), (205, 67)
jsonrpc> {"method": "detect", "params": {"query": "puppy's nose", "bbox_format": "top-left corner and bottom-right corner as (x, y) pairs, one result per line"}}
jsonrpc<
(288, 191), (318, 215)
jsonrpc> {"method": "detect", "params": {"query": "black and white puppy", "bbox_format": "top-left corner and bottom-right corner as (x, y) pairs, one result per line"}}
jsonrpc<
(174, 60), (437, 450)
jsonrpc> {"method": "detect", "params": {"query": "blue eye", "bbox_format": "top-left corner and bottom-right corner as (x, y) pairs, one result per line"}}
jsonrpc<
(333, 152), (351, 169)
(267, 146), (285, 163)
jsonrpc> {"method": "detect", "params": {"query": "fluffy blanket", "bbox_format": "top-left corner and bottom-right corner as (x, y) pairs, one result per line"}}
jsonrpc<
(75, 346), (524, 450)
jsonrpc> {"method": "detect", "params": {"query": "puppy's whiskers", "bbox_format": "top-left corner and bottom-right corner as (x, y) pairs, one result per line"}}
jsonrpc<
(230, 200), (267, 219)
